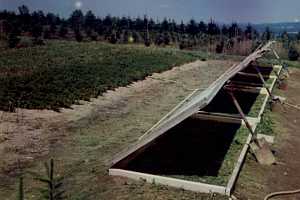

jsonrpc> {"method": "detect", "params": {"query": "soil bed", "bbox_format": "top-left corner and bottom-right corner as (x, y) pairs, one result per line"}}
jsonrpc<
(114, 118), (249, 186)
(202, 90), (267, 118)
(242, 65), (274, 75)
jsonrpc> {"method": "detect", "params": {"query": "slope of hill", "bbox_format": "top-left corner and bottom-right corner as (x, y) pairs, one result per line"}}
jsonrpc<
(253, 22), (300, 34)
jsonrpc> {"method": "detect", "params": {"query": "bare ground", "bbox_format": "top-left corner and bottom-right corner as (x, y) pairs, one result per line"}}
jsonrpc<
(2, 60), (300, 200)
(0, 60), (235, 199)
(234, 68), (300, 200)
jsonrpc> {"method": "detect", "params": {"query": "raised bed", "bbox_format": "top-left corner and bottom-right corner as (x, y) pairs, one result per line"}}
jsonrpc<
(113, 119), (248, 186)
(202, 90), (267, 118)
(109, 58), (283, 195)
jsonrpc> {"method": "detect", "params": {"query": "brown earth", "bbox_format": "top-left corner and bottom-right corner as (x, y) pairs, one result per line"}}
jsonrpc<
(0, 60), (234, 199)
(1, 60), (299, 200)
(235, 68), (300, 200)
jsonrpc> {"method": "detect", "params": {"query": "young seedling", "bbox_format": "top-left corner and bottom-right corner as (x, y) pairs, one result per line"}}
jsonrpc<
(17, 176), (24, 200)
(29, 159), (65, 200)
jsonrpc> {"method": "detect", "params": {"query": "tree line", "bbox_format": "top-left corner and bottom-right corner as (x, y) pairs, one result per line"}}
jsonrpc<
(0, 5), (272, 52)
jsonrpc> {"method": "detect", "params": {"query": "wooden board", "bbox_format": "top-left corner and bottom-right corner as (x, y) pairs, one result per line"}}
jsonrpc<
(109, 169), (227, 194)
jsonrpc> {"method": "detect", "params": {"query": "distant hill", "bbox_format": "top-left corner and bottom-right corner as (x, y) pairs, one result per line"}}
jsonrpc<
(252, 22), (300, 35)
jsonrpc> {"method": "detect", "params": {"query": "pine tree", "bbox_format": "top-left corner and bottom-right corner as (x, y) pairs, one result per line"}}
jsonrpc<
(69, 10), (84, 30)
(31, 23), (44, 45)
(244, 24), (253, 40)
(59, 23), (68, 38)
(17, 176), (24, 200)
(262, 27), (272, 41)
(75, 28), (83, 42)
(8, 30), (20, 48)
(18, 5), (31, 32)
(288, 46), (299, 61)
(84, 10), (96, 30)
(187, 19), (198, 36)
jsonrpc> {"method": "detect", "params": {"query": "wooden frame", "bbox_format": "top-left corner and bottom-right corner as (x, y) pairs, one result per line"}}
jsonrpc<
(109, 43), (282, 197)
(194, 111), (259, 127)
(225, 64), (282, 195)
(237, 71), (271, 79)
(109, 169), (227, 194)
(110, 41), (275, 167)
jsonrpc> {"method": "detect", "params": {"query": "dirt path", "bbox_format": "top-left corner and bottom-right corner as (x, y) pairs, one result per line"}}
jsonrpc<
(265, 68), (300, 200)
(235, 68), (300, 200)
(0, 60), (235, 199)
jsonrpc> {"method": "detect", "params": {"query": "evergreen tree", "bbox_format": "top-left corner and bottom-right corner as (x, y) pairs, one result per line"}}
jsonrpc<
(59, 23), (68, 38)
(221, 25), (228, 36)
(244, 24), (253, 40)
(262, 27), (272, 41)
(109, 30), (117, 44)
(32, 23), (44, 45)
(44, 28), (51, 39)
(95, 18), (104, 35)
(18, 5), (31, 32)
(8, 31), (20, 48)
(179, 21), (185, 34)
(228, 23), (241, 38)
(163, 32), (171, 45)
(187, 19), (198, 36)
(84, 10), (96, 29)
(31, 23), (43, 39)
(161, 18), (170, 32)
(74, 28), (83, 42)
(297, 32), (300, 41)
(288, 46), (299, 61)
(69, 10), (84, 30)
(207, 20), (220, 35)
(119, 16), (129, 30)
(216, 40), (225, 53)
(198, 21), (207, 34)
(0, 5), (262, 50)
(281, 31), (290, 49)
(31, 10), (45, 26)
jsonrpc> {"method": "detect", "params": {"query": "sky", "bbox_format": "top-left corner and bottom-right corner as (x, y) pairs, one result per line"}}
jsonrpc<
(1, 0), (300, 24)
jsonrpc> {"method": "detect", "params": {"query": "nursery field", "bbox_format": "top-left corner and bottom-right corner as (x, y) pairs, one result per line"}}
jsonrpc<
(1, 40), (296, 200)
(0, 57), (236, 199)
(0, 41), (209, 111)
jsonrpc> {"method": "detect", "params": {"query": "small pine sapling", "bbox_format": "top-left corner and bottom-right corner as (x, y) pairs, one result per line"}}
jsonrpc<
(30, 159), (65, 200)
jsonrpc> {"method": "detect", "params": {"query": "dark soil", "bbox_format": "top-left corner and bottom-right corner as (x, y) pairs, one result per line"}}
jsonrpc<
(117, 118), (241, 177)
(202, 90), (261, 115)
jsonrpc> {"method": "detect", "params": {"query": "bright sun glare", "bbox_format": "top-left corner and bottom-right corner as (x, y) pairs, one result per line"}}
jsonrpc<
(75, 1), (83, 9)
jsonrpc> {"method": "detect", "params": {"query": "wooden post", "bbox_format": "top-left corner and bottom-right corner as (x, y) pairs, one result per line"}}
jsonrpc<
(224, 88), (257, 141)
(254, 66), (274, 98)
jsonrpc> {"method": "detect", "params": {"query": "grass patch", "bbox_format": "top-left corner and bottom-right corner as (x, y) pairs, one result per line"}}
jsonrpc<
(265, 77), (276, 86)
(256, 109), (275, 136)
(248, 94), (267, 118)
(0, 40), (207, 111)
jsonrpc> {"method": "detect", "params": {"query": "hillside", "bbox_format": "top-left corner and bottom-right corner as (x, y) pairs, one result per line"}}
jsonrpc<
(252, 22), (300, 34)
(0, 41), (208, 111)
